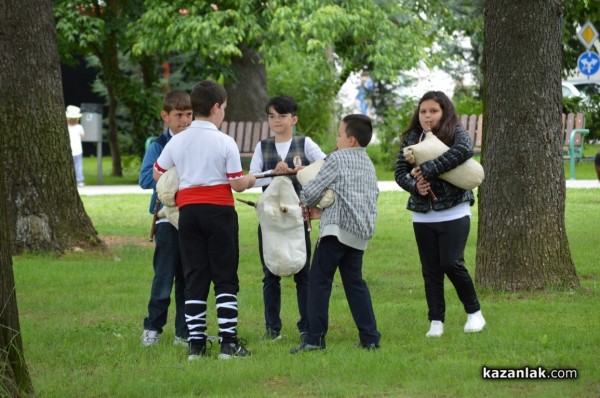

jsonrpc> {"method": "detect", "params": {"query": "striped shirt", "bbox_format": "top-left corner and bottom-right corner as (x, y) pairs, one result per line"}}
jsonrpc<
(300, 147), (378, 250)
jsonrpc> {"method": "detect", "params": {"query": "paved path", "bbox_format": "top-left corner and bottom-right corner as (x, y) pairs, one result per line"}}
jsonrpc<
(78, 180), (600, 196)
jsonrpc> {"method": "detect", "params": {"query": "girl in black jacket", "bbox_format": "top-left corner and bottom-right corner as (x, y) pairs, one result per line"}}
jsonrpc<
(395, 91), (485, 337)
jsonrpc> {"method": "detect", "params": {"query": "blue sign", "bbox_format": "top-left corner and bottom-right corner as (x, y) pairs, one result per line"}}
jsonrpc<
(577, 51), (600, 76)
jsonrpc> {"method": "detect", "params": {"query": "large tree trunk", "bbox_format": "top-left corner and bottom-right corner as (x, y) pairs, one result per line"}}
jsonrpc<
(0, 163), (34, 397)
(477, 0), (578, 290)
(224, 45), (268, 122)
(0, 0), (100, 254)
(95, 1), (123, 178)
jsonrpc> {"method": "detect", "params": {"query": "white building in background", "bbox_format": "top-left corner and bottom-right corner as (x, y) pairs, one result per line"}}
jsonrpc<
(337, 65), (473, 144)
(338, 65), (473, 117)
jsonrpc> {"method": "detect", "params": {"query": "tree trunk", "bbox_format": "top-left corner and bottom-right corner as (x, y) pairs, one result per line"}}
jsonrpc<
(95, 2), (123, 178)
(224, 45), (268, 122)
(0, 0), (100, 254)
(477, 0), (578, 290)
(0, 165), (34, 398)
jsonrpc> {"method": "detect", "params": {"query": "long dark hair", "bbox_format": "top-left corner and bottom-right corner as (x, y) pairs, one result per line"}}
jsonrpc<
(402, 91), (459, 146)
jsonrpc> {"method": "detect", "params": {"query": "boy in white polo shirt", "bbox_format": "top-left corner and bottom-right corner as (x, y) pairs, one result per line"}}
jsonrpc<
(153, 80), (256, 360)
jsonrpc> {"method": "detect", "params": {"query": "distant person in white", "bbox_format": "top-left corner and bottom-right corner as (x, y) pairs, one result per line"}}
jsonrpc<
(66, 105), (85, 187)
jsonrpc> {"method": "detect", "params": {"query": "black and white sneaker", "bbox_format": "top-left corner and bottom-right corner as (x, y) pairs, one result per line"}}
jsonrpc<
(188, 340), (209, 361)
(219, 339), (251, 359)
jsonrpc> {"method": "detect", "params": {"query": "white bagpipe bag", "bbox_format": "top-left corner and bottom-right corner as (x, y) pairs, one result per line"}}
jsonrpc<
(256, 176), (306, 277)
(403, 132), (484, 190)
(155, 167), (180, 229)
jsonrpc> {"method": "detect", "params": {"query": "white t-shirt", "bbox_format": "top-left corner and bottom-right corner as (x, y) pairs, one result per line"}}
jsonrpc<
(68, 124), (84, 156)
(249, 136), (326, 187)
(155, 120), (243, 188)
(412, 201), (471, 223)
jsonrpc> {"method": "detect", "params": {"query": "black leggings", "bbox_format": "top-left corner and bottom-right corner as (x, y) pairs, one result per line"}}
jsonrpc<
(179, 204), (240, 343)
(413, 216), (480, 322)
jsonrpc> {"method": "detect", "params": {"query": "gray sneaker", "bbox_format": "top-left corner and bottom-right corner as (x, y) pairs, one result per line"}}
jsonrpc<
(264, 328), (282, 341)
(289, 341), (325, 354)
(173, 336), (188, 346)
(354, 342), (380, 350)
(141, 330), (159, 347)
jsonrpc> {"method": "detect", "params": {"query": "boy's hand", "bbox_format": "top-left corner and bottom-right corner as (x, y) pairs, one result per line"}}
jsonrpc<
(245, 173), (256, 189)
(274, 161), (292, 174)
(308, 206), (321, 219)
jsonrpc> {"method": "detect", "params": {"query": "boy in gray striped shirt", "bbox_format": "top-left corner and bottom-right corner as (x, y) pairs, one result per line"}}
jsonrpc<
(290, 114), (380, 353)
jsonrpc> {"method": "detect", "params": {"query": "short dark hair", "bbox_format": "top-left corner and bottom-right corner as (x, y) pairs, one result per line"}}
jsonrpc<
(342, 114), (373, 147)
(265, 96), (298, 115)
(163, 90), (192, 113)
(190, 80), (227, 117)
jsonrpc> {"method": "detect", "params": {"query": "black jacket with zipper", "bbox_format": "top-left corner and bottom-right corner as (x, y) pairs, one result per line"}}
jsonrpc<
(394, 125), (475, 214)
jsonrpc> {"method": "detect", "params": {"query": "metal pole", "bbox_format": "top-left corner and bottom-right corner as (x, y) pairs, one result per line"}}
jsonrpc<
(97, 141), (103, 185)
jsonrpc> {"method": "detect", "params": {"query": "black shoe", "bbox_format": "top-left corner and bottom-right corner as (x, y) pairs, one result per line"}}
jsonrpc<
(188, 340), (209, 361)
(299, 332), (308, 343)
(219, 339), (251, 359)
(264, 328), (282, 341)
(289, 341), (325, 354)
(354, 342), (380, 351)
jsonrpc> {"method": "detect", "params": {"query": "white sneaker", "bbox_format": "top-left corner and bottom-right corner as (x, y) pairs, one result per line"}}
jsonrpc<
(425, 320), (444, 337)
(464, 310), (486, 333)
(141, 330), (159, 346)
(173, 336), (188, 346)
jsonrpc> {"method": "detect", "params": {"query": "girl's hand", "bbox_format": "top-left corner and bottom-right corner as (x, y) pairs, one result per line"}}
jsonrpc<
(411, 165), (423, 179)
(416, 173), (430, 196)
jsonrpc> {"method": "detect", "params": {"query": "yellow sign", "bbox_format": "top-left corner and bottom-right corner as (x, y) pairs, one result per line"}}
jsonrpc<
(577, 21), (598, 50)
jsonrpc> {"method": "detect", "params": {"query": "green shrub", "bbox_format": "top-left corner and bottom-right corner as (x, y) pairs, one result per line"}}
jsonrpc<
(375, 96), (416, 171)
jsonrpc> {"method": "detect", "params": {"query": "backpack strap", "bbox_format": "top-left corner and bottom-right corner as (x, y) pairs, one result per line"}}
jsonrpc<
(153, 133), (169, 148)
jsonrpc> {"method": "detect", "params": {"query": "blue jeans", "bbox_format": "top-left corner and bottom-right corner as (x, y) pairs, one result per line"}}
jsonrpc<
(258, 224), (310, 334)
(305, 236), (380, 347)
(73, 154), (84, 183)
(143, 222), (188, 338)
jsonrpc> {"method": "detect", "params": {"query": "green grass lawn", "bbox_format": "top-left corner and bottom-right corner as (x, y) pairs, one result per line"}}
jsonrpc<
(12, 189), (600, 397)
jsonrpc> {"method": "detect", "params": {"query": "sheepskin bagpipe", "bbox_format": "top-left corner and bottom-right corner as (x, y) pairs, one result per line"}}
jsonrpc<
(403, 132), (484, 190)
(256, 176), (306, 277)
(296, 159), (335, 208)
(156, 167), (180, 229)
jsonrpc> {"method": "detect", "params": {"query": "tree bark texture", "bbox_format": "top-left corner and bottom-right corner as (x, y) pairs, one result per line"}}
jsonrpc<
(0, 157), (30, 391)
(224, 45), (269, 122)
(0, 0), (100, 254)
(0, 164), (34, 397)
(478, 0), (578, 289)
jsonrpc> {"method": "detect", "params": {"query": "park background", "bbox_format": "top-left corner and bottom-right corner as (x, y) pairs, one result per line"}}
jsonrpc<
(2, 1), (600, 397)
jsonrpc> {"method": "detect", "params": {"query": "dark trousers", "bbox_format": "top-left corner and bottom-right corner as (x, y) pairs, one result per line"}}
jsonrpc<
(143, 222), (188, 338)
(258, 224), (310, 334)
(305, 236), (380, 347)
(178, 204), (240, 344)
(413, 216), (480, 322)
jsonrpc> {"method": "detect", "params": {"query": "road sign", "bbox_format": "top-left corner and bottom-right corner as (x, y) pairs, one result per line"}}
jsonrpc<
(577, 51), (600, 76)
(577, 21), (598, 50)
